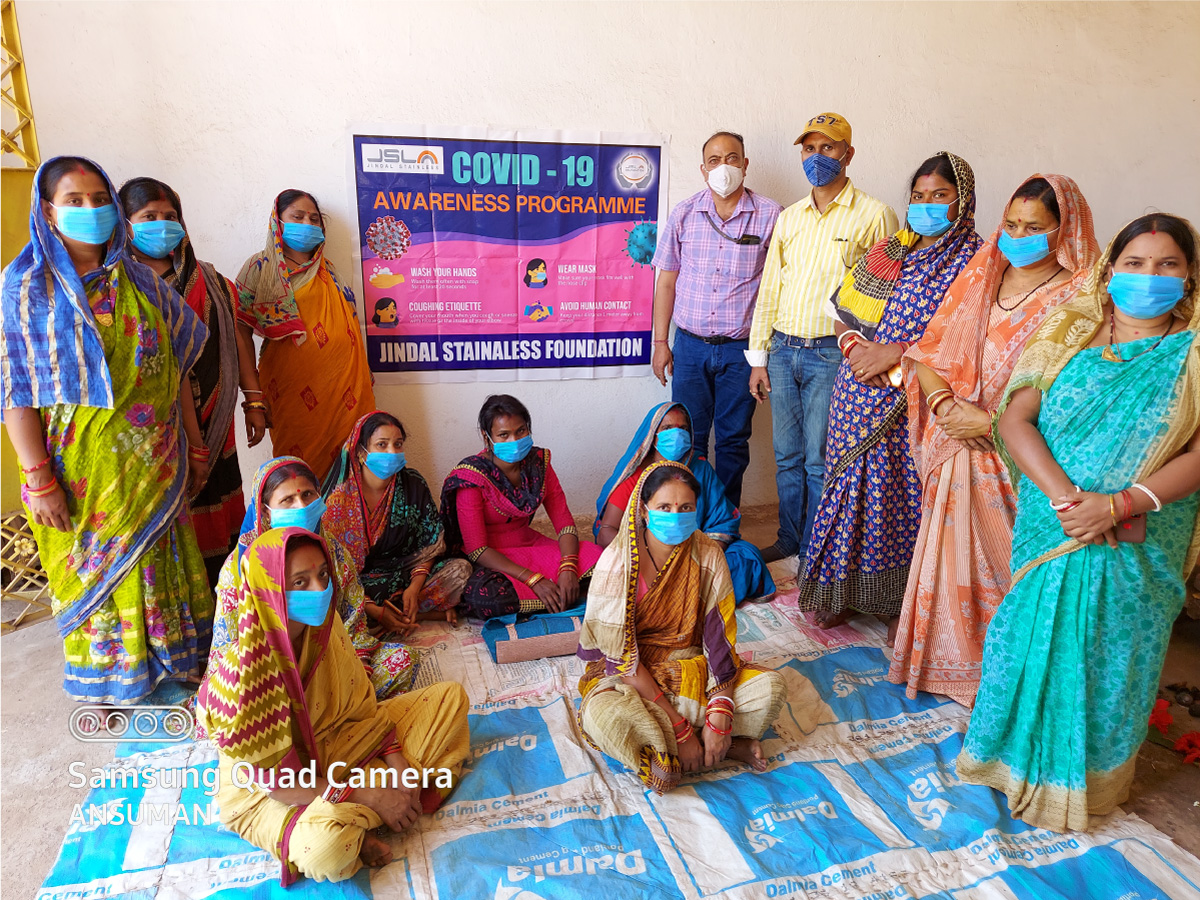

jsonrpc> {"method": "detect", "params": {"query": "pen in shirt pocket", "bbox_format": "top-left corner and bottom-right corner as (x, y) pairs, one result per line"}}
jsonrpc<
(833, 237), (857, 269)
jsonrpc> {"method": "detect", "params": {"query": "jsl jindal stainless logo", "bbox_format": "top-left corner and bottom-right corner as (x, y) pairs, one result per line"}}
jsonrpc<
(70, 705), (195, 743)
(615, 152), (654, 190)
(362, 143), (445, 174)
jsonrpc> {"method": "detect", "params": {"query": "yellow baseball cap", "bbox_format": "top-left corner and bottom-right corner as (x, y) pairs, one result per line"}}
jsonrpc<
(794, 112), (852, 147)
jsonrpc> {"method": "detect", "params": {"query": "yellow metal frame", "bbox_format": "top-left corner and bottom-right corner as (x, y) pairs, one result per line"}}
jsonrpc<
(1, 0), (39, 170)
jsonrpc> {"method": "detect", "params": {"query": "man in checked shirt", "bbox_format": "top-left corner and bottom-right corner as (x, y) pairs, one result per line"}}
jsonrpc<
(651, 131), (783, 509)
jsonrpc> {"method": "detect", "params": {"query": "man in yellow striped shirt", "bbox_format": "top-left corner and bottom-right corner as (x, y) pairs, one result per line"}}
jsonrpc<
(746, 113), (898, 564)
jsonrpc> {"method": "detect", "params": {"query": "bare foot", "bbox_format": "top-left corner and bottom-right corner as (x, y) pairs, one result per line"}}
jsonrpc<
(883, 616), (899, 647)
(359, 831), (393, 868)
(726, 737), (769, 772)
(812, 609), (851, 630)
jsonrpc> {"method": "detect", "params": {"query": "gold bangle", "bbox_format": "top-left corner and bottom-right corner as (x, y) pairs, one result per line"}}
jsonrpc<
(1109, 494), (1118, 525)
(525, 572), (545, 588)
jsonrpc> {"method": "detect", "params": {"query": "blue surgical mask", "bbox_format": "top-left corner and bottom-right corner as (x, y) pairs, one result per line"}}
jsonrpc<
(532, 271), (546, 282)
(803, 153), (842, 188)
(268, 496), (326, 532)
(281, 222), (325, 252)
(286, 581), (334, 627)
(655, 427), (691, 462)
(645, 509), (699, 546)
(1107, 273), (1186, 319)
(54, 204), (118, 245)
(130, 220), (186, 259)
(907, 203), (953, 238)
(491, 434), (533, 464)
(998, 228), (1057, 268)
(364, 451), (406, 479)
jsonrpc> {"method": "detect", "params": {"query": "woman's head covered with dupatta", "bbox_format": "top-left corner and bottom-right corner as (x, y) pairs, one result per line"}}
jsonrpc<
(237, 456), (322, 560)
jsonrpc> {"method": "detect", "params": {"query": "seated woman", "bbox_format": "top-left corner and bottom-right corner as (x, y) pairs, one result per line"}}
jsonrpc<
(211, 457), (416, 698)
(441, 394), (603, 619)
(197, 527), (470, 885)
(594, 402), (775, 603)
(323, 411), (471, 628)
(578, 462), (786, 794)
(960, 213), (1200, 831)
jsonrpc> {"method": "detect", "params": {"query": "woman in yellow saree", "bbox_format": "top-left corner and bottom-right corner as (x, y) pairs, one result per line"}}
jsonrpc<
(235, 190), (375, 482)
(197, 527), (470, 885)
(577, 461), (785, 794)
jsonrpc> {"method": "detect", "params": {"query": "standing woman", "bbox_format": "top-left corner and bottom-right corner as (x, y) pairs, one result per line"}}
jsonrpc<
(119, 177), (266, 589)
(441, 394), (603, 619)
(1, 157), (213, 704)
(799, 152), (982, 634)
(235, 190), (375, 482)
(888, 175), (1099, 706)
(323, 411), (471, 629)
(960, 214), (1200, 831)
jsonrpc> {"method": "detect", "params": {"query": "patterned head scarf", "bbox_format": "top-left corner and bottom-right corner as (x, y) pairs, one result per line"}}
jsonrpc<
(830, 151), (979, 337)
(198, 527), (337, 773)
(234, 189), (327, 345)
(1, 156), (204, 413)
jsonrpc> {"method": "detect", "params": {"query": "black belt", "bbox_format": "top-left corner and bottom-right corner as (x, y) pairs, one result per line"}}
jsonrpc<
(678, 327), (742, 346)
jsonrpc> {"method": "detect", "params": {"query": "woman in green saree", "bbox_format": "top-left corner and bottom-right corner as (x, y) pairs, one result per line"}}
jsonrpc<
(959, 213), (1200, 832)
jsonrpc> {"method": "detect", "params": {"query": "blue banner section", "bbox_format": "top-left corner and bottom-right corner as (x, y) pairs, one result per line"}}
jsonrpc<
(355, 135), (661, 243)
(455, 704), (565, 802)
(965, 844), (1196, 899)
(783, 647), (953, 724)
(367, 330), (650, 371)
(432, 813), (677, 900)
(685, 761), (890, 883)
(838, 731), (1034, 850)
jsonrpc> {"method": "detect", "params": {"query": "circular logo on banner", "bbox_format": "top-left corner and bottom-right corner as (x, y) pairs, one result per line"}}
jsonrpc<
(616, 152), (653, 190)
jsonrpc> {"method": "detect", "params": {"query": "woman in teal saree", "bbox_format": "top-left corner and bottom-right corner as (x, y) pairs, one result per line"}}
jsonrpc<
(959, 213), (1200, 832)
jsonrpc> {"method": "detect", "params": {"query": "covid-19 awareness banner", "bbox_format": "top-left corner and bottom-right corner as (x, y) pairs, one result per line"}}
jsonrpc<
(350, 127), (668, 383)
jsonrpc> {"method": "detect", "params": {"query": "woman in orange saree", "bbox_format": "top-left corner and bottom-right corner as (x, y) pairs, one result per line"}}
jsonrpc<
(236, 190), (375, 482)
(887, 174), (1098, 707)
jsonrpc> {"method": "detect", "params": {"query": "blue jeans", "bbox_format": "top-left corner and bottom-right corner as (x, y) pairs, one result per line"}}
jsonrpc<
(766, 333), (841, 558)
(671, 329), (757, 508)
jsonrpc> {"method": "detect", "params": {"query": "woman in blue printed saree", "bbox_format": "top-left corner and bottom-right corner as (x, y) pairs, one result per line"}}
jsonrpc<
(1, 157), (212, 704)
(799, 152), (982, 631)
(959, 214), (1200, 831)
(594, 401), (775, 604)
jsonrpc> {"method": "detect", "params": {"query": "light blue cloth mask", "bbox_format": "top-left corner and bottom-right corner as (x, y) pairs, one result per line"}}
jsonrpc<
(130, 220), (186, 259)
(364, 451), (406, 479)
(492, 434), (533, 463)
(907, 203), (953, 237)
(1107, 273), (1186, 319)
(645, 509), (699, 545)
(286, 581), (334, 626)
(281, 222), (325, 252)
(655, 427), (692, 461)
(55, 204), (118, 245)
(268, 496), (326, 532)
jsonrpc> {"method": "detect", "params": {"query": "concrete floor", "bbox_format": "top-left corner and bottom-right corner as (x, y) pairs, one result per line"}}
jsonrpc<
(1, 504), (1197, 899)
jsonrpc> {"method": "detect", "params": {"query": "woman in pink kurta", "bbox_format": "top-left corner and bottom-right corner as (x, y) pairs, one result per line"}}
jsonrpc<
(440, 394), (602, 619)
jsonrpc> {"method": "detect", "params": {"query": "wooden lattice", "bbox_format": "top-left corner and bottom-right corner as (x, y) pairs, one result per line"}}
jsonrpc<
(1, 510), (51, 633)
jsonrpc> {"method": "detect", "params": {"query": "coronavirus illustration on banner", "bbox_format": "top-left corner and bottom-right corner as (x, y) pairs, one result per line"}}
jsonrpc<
(350, 128), (668, 382)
